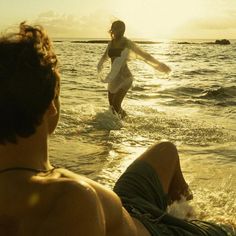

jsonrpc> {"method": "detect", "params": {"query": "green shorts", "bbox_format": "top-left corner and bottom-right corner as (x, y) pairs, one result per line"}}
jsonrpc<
(113, 160), (230, 236)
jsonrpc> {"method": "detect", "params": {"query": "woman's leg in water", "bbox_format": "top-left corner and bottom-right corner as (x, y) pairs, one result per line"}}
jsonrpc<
(108, 80), (132, 117)
(108, 88), (128, 118)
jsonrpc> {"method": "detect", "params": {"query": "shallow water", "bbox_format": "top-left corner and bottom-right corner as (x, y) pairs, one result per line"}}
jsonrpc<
(49, 39), (236, 229)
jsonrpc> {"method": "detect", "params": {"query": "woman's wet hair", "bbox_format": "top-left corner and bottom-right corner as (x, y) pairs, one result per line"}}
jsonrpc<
(0, 22), (58, 144)
(110, 20), (126, 39)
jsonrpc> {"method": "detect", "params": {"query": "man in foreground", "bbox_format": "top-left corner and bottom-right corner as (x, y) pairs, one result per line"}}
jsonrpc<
(0, 23), (232, 235)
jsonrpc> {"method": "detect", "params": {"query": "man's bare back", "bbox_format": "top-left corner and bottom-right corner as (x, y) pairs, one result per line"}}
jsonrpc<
(0, 168), (150, 236)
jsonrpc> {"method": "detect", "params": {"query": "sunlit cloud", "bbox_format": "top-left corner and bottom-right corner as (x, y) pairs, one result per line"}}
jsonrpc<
(35, 10), (112, 38)
(0, 0), (236, 39)
(172, 11), (236, 39)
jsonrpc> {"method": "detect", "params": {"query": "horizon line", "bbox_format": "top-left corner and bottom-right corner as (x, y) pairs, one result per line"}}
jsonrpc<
(52, 37), (236, 40)
(52, 38), (236, 44)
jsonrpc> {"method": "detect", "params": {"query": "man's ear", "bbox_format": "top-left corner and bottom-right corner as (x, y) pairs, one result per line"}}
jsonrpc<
(47, 100), (58, 116)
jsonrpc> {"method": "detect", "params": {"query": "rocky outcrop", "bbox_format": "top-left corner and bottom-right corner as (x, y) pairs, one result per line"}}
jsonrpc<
(215, 39), (230, 45)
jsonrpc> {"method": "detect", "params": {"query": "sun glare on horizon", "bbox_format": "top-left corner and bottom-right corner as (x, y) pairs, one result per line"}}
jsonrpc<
(1, 0), (235, 39)
(108, 0), (206, 39)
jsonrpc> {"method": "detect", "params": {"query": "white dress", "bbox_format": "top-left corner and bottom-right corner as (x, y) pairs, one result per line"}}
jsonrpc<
(97, 38), (163, 94)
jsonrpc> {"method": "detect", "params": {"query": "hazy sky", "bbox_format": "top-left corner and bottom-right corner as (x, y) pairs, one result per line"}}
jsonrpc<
(1, 0), (236, 39)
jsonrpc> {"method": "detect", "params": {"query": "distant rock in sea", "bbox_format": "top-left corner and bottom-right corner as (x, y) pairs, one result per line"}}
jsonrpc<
(71, 40), (109, 44)
(177, 42), (191, 44)
(204, 39), (231, 45)
(215, 39), (231, 45)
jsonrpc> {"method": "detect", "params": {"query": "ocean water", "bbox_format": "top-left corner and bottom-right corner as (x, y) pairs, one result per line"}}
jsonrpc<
(49, 39), (236, 229)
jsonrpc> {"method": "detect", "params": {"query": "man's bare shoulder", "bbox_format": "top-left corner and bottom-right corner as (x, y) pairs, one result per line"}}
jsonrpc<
(37, 171), (105, 236)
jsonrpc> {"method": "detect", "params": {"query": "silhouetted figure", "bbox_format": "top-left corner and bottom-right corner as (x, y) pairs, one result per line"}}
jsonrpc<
(97, 20), (171, 118)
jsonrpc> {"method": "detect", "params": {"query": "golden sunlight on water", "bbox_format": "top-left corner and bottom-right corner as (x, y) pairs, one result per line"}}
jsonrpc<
(49, 39), (236, 232)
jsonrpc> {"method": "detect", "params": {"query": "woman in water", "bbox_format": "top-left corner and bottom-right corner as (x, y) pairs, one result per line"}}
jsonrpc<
(97, 20), (171, 118)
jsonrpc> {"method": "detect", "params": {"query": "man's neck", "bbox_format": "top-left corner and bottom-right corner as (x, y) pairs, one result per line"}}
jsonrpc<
(0, 127), (52, 171)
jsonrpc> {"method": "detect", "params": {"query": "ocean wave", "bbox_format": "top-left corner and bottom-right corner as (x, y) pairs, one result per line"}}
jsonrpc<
(216, 101), (236, 107)
(172, 87), (203, 95)
(164, 85), (236, 99)
(154, 87), (203, 100)
(184, 69), (219, 75)
(162, 85), (236, 107)
(131, 86), (146, 91)
(130, 84), (236, 108)
(197, 86), (236, 100)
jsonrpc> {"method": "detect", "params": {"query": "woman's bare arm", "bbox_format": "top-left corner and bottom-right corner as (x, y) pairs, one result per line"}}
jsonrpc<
(97, 43), (110, 72)
(127, 39), (171, 74)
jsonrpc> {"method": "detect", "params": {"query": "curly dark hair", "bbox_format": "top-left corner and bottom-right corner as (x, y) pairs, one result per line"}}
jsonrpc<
(0, 22), (58, 144)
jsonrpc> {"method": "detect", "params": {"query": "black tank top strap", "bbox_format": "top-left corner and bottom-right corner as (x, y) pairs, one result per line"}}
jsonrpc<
(108, 38), (127, 58)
